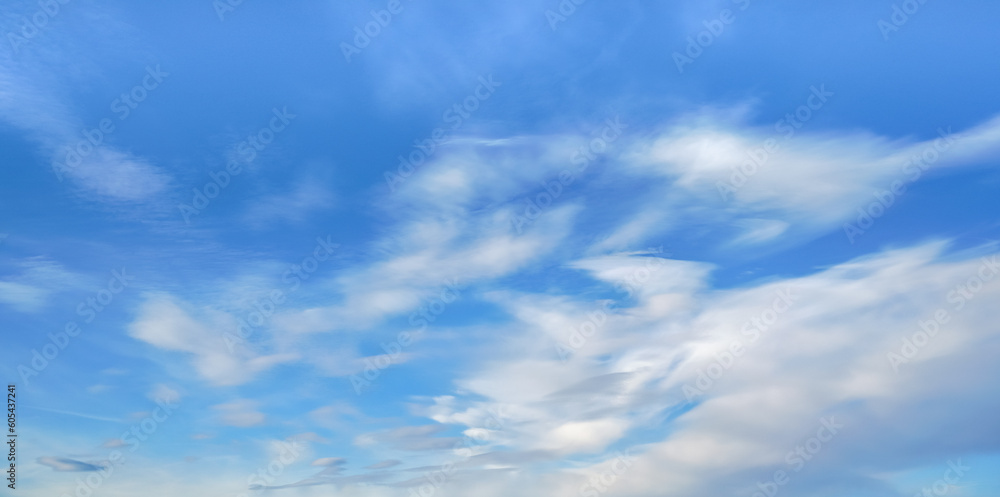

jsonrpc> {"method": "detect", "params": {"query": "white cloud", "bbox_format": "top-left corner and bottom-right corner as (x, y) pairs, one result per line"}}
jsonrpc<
(61, 147), (169, 202)
(0, 280), (48, 312)
(87, 384), (112, 394)
(729, 218), (790, 245)
(37, 456), (106, 472)
(535, 418), (628, 455)
(588, 210), (672, 254)
(128, 295), (297, 386)
(0, 6), (171, 204)
(273, 136), (585, 335)
(404, 243), (1000, 496)
(312, 457), (346, 467)
(102, 438), (128, 448)
(354, 425), (458, 452)
(0, 257), (82, 312)
(242, 174), (335, 227)
(148, 384), (182, 405)
(616, 111), (1000, 246)
(213, 399), (266, 428)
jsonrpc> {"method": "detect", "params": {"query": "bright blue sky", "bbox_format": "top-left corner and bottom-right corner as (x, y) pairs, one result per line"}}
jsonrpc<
(2, 1), (1000, 496)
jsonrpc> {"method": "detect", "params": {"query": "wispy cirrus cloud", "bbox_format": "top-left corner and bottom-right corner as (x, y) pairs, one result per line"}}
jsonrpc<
(242, 173), (336, 228)
(37, 457), (107, 472)
(619, 109), (1000, 247)
(0, 256), (84, 312)
(128, 295), (297, 386)
(0, 1), (170, 204)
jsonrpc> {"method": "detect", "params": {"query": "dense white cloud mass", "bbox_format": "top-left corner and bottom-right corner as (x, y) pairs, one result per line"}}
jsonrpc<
(331, 243), (991, 497)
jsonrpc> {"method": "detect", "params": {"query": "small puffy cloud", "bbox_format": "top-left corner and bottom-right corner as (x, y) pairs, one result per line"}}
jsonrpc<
(86, 384), (111, 394)
(148, 384), (182, 405)
(311, 457), (346, 467)
(101, 439), (127, 449)
(213, 399), (266, 428)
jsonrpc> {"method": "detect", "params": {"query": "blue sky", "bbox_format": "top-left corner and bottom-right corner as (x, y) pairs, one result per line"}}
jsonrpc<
(1, 0), (999, 496)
